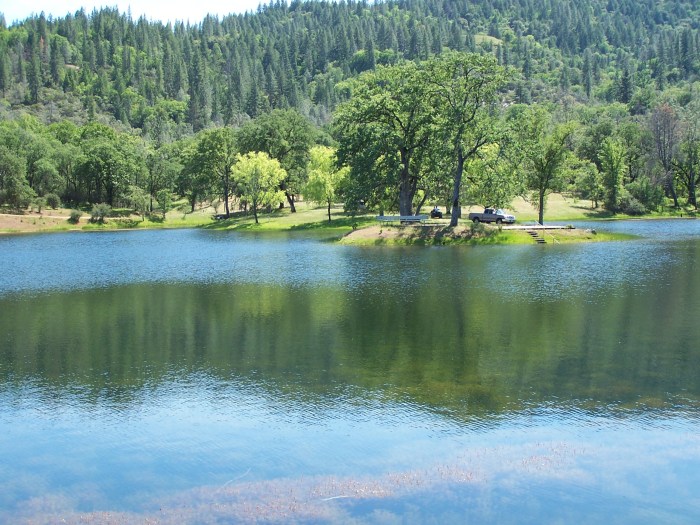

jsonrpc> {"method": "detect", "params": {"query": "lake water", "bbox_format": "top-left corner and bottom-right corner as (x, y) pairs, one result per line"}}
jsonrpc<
(1, 220), (700, 524)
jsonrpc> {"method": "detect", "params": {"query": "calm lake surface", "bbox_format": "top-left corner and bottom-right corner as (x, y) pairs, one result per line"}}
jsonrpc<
(1, 220), (700, 524)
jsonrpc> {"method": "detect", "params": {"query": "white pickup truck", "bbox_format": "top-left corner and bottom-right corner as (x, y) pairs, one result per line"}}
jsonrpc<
(468, 208), (516, 224)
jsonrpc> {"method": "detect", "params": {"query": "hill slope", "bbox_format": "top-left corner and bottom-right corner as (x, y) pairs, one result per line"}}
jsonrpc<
(1, 0), (699, 131)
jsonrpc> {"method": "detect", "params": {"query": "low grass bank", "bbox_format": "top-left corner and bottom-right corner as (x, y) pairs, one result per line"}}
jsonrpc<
(340, 224), (633, 246)
(1, 193), (691, 242)
(0, 202), (373, 237)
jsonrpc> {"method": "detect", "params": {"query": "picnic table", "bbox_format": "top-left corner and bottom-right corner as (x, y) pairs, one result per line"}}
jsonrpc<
(376, 214), (429, 224)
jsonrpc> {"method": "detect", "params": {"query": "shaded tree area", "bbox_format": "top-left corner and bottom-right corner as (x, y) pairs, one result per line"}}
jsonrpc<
(334, 61), (433, 216)
(236, 109), (315, 212)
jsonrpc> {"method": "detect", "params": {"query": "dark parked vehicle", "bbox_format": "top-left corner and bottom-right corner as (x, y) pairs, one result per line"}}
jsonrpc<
(430, 206), (443, 219)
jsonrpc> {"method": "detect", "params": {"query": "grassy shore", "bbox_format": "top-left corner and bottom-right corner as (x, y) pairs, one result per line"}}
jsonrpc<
(0, 193), (692, 243)
(339, 223), (633, 246)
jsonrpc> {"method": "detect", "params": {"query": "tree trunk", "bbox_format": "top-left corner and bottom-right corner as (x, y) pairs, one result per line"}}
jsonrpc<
(223, 182), (230, 217)
(415, 193), (428, 215)
(285, 191), (297, 213)
(666, 172), (679, 208)
(689, 165), (697, 209)
(398, 148), (413, 216)
(538, 188), (545, 225)
(327, 200), (332, 222)
(398, 180), (413, 215)
(449, 150), (465, 227)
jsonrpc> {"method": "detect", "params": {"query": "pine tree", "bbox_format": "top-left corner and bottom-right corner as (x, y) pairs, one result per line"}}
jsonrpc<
(582, 48), (593, 98)
(49, 37), (64, 87)
(365, 35), (376, 70)
(618, 67), (633, 104)
(187, 48), (210, 131)
(27, 41), (43, 104)
(0, 50), (10, 97)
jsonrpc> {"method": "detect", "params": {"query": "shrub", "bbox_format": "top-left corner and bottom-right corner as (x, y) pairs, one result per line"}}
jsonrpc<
(45, 193), (61, 210)
(626, 177), (664, 212)
(33, 197), (46, 213)
(90, 203), (111, 223)
(156, 189), (172, 219)
(68, 210), (81, 224)
(618, 192), (647, 215)
(469, 220), (486, 236)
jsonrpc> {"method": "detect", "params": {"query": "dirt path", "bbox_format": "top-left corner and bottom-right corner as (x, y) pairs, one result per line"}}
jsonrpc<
(0, 212), (80, 233)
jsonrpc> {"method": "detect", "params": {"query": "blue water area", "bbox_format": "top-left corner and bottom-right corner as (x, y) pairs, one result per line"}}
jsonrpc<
(1, 220), (700, 523)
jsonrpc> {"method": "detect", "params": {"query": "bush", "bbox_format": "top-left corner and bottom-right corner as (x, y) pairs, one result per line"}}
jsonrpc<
(33, 197), (46, 213)
(618, 192), (647, 215)
(90, 203), (111, 223)
(469, 220), (487, 236)
(156, 189), (172, 219)
(68, 210), (81, 224)
(626, 177), (664, 212)
(45, 193), (61, 209)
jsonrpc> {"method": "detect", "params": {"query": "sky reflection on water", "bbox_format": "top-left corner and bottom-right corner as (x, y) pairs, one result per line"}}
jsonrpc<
(1, 220), (700, 523)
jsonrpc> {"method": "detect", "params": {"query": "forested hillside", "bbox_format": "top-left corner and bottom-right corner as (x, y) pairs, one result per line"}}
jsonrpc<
(2, 0), (700, 129)
(1, 0), (700, 220)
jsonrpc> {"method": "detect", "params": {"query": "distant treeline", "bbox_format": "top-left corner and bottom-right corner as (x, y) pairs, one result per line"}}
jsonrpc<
(1, 0), (700, 129)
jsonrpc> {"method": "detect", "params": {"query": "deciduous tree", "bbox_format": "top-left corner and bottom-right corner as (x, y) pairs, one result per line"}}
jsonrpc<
(0, 146), (35, 209)
(237, 109), (314, 213)
(188, 127), (238, 217)
(233, 152), (286, 224)
(650, 103), (680, 208)
(304, 146), (349, 222)
(512, 105), (577, 225)
(334, 61), (432, 216)
(600, 137), (626, 211)
(423, 52), (508, 226)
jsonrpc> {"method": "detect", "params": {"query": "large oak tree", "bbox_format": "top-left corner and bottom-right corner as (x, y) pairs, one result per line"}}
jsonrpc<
(334, 61), (432, 216)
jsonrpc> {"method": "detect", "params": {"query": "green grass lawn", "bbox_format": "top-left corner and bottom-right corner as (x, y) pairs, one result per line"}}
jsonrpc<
(3, 193), (695, 240)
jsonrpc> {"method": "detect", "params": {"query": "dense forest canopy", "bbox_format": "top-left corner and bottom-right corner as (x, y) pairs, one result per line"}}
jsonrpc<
(2, 0), (700, 128)
(1, 0), (699, 219)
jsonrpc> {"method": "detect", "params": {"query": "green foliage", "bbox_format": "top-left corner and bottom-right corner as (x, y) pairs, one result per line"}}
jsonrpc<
(156, 189), (172, 219)
(0, 145), (35, 209)
(45, 193), (61, 209)
(178, 137), (216, 213)
(128, 186), (150, 219)
(2, 1), (700, 220)
(68, 210), (81, 224)
(90, 203), (111, 224)
(422, 51), (509, 225)
(74, 123), (147, 207)
(3, 0), (700, 130)
(571, 161), (604, 208)
(463, 144), (520, 209)
(233, 152), (287, 224)
(304, 146), (349, 221)
(600, 137), (626, 211)
(626, 176), (665, 212)
(33, 196), (46, 213)
(237, 109), (315, 212)
(335, 60), (431, 215)
(188, 127), (238, 217)
(510, 105), (577, 224)
(618, 191), (648, 215)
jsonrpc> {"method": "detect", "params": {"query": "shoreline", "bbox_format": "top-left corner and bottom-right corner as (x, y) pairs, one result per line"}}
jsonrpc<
(0, 211), (642, 245)
(2, 196), (695, 243)
(338, 223), (635, 246)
